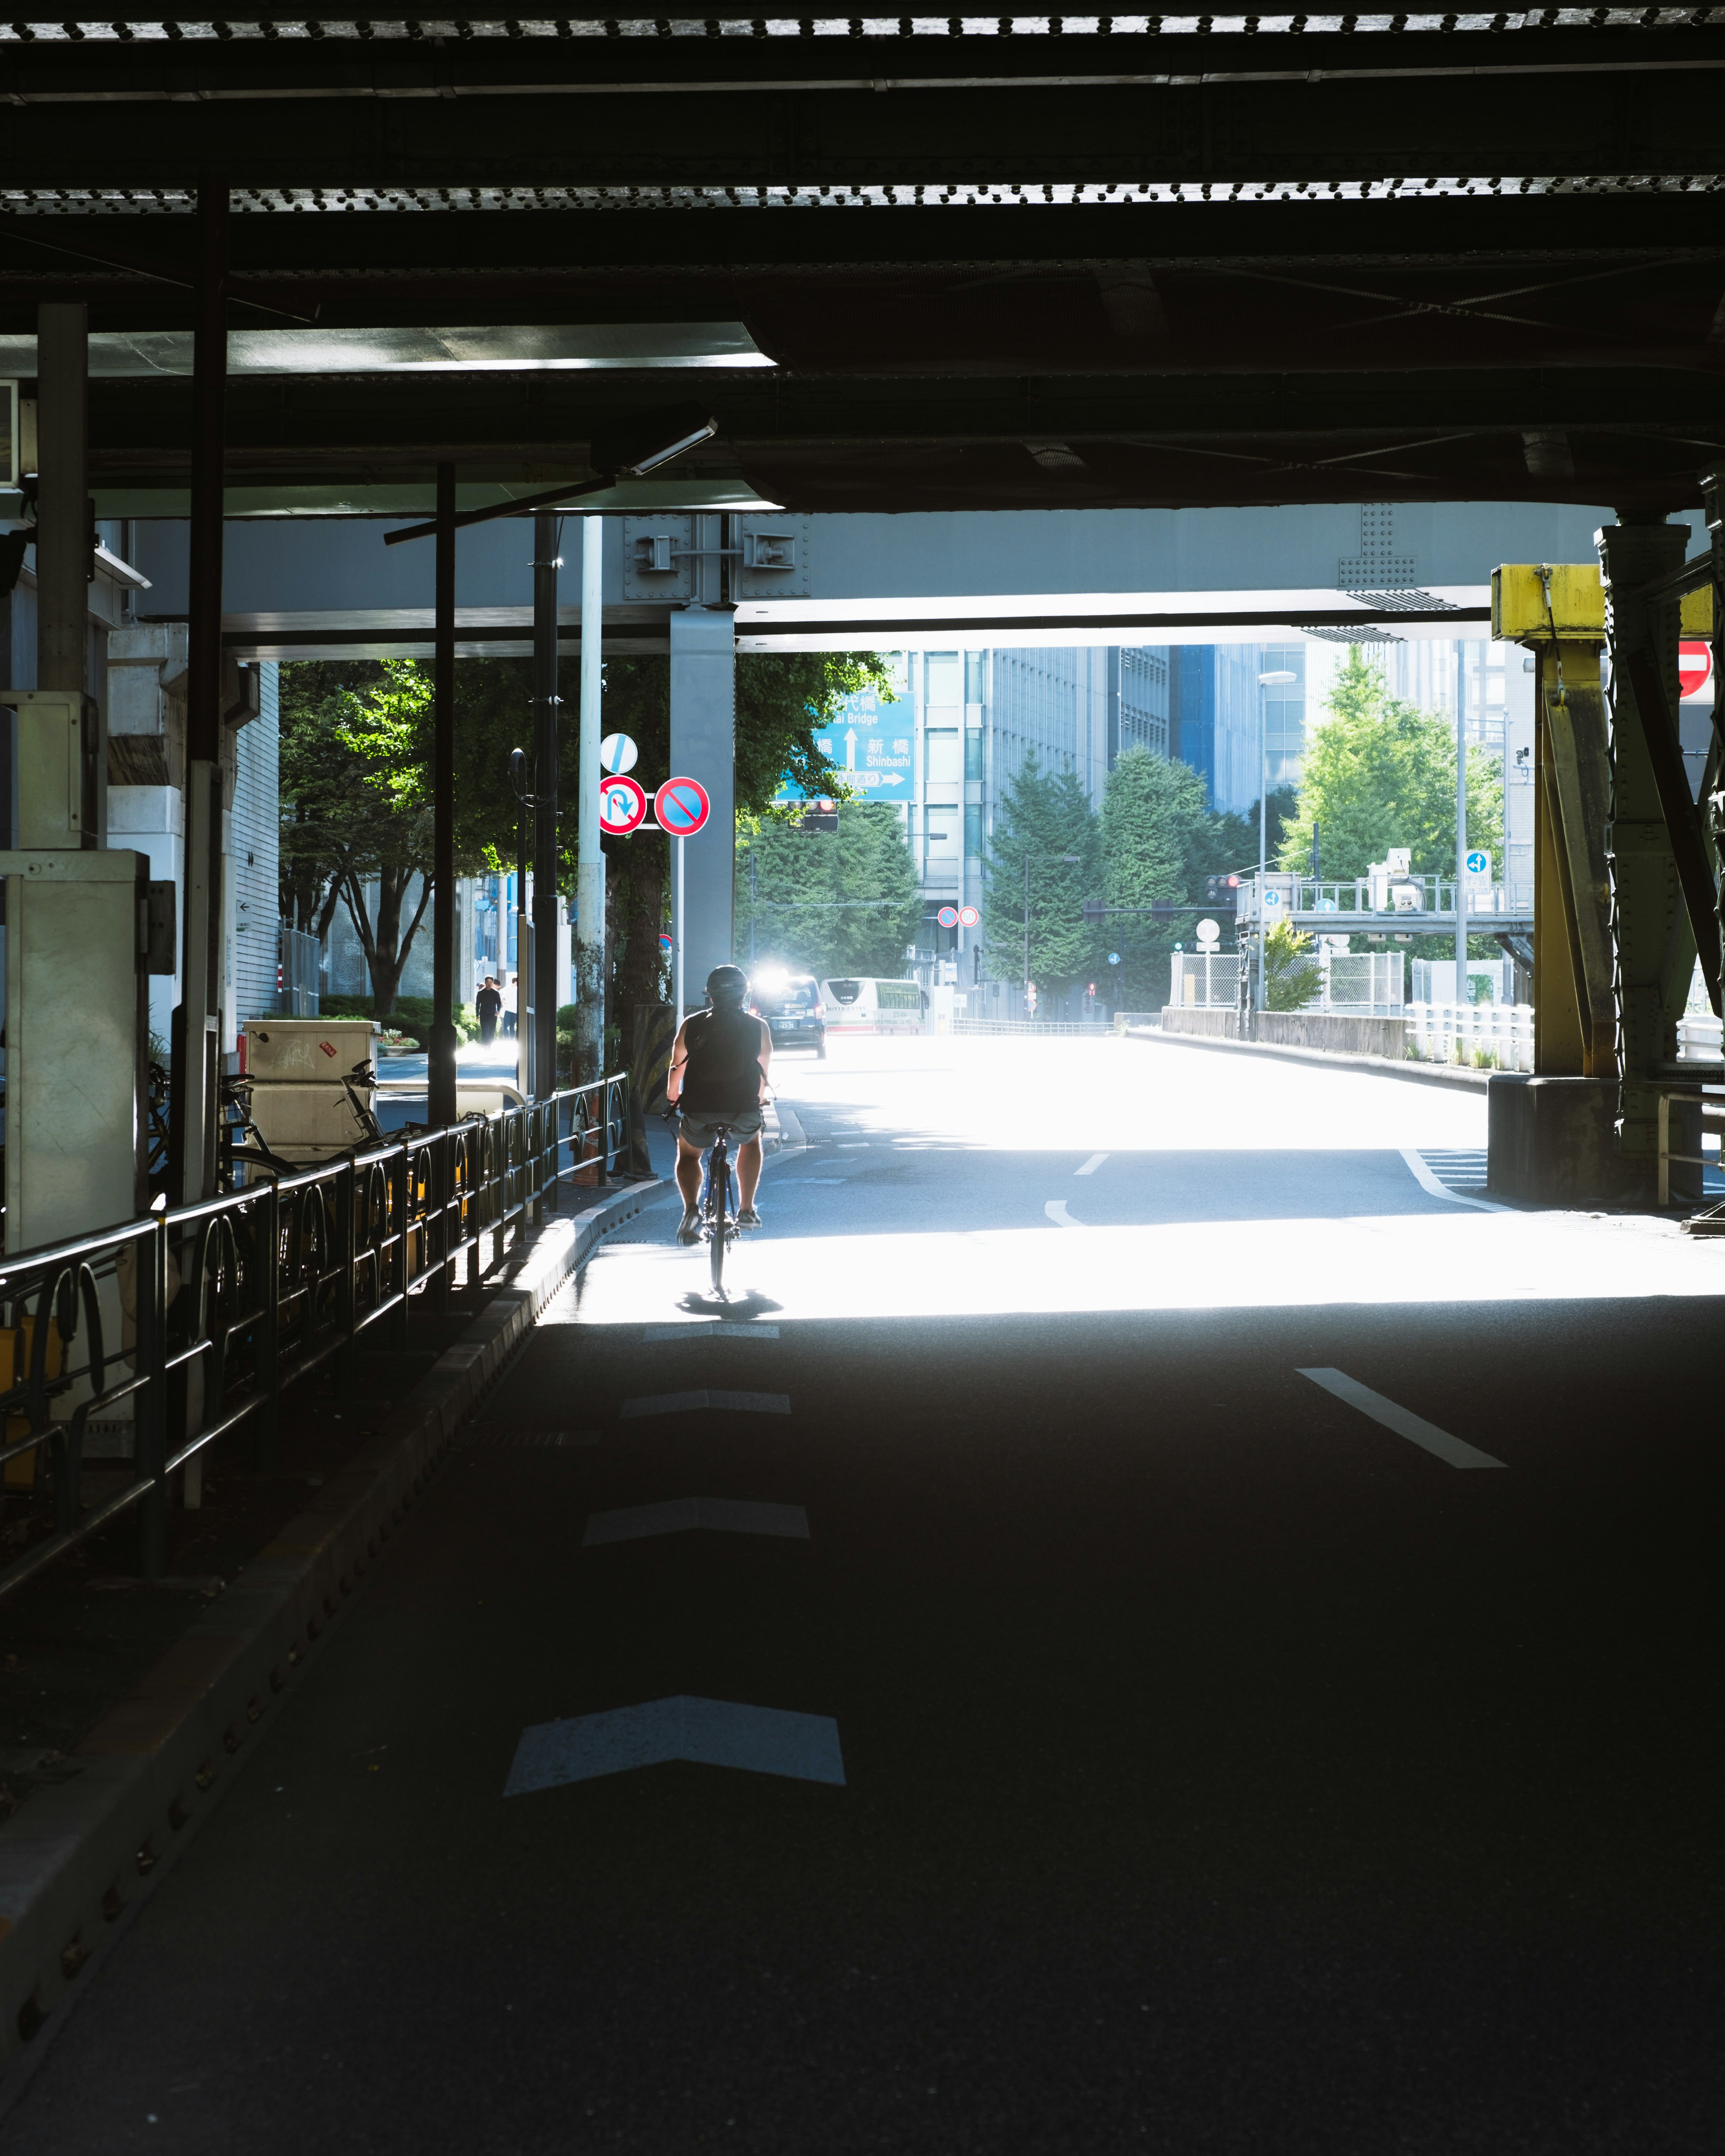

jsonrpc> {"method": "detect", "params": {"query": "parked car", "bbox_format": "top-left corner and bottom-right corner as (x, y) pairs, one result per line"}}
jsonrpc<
(749, 969), (827, 1057)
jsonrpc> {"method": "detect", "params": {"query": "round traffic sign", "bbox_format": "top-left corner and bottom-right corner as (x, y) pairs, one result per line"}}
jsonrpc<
(599, 732), (638, 775)
(1680, 641), (1713, 701)
(656, 775), (711, 837)
(937, 905), (960, 928)
(1262, 886), (1282, 909)
(1196, 918), (1221, 945)
(959, 905), (981, 928)
(1465, 849), (1490, 876)
(1107, 951), (1121, 965)
(598, 773), (647, 835)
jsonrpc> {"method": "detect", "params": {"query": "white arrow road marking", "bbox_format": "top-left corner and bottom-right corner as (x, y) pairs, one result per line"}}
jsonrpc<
(583, 1498), (809, 1547)
(621, 1390), (791, 1418)
(1297, 1367), (1507, 1470)
(1075, 1153), (1108, 1176)
(1045, 1200), (1079, 1227)
(504, 1697), (845, 1794)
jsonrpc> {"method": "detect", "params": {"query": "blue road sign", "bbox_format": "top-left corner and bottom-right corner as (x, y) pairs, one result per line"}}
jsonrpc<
(1465, 850), (1491, 876)
(775, 684), (912, 803)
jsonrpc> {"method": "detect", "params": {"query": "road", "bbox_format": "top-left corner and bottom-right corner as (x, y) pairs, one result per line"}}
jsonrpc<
(4, 1034), (1721, 2153)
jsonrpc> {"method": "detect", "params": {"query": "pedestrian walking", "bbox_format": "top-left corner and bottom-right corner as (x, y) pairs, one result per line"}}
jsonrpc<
(502, 973), (518, 1039)
(476, 974), (502, 1047)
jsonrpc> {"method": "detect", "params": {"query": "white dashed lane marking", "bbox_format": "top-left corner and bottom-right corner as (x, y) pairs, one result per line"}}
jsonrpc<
(1297, 1367), (1507, 1470)
(641, 1323), (780, 1341)
(620, 1390), (791, 1419)
(583, 1498), (809, 1547)
(1075, 1153), (1108, 1175)
(1045, 1200), (1080, 1228)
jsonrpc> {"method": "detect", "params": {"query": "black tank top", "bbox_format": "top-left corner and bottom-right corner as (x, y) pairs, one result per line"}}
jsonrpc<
(680, 1005), (765, 1116)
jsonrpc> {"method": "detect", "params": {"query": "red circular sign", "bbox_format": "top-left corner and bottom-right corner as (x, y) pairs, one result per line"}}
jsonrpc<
(937, 905), (960, 928)
(598, 773), (647, 835)
(958, 905), (981, 928)
(656, 775), (712, 837)
(1680, 641), (1714, 701)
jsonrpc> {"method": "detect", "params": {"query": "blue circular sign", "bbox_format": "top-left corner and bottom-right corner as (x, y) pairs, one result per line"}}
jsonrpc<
(655, 776), (711, 837)
(1465, 850), (1490, 875)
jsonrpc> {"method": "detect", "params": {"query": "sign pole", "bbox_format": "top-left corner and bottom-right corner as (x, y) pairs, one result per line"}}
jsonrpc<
(675, 835), (686, 1023)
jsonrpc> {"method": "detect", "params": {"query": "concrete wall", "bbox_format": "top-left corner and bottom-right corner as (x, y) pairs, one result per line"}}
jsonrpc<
(1255, 1012), (1409, 1057)
(1160, 1007), (1410, 1058)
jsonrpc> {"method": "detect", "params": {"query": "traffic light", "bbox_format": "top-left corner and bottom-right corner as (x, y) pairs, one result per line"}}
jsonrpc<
(1205, 874), (1242, 904)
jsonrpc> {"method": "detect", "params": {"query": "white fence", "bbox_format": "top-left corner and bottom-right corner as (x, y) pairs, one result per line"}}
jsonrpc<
(1168, 953), (1244, 1008)
(1406, 1001), (1535, 1072)
(1322, 951), (1404, 1015)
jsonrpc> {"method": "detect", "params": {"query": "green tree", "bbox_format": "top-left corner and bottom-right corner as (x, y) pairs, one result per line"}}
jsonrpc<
(981, 754), (1103, 1001)
(734, 804), (920, 980)
(1099, 747), (1210, 1008)
(1263, 920), (1322, 1011)
(1278, 647), (1504, 882)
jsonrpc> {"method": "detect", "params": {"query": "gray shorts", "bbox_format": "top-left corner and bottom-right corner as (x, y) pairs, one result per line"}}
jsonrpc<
(678, 1106), (764, 1151)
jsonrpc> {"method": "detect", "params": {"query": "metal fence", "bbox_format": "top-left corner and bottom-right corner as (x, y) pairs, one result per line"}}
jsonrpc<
(1168, 954), (1244, 1009)
(278, 925), (322, 1017)
(0, 1074), (629, 1608)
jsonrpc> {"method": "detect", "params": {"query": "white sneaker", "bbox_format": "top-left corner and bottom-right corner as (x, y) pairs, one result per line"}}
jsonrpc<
(676, 1211), (701, 1245)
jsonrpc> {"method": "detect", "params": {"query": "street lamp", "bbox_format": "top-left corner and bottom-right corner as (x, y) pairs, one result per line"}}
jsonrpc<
(1025, 852), (1082, 1016)
(1255, 670), (1297, 1012)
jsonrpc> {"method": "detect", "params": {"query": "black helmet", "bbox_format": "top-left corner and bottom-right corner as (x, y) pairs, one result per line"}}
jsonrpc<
(706, 964), (749, 1006)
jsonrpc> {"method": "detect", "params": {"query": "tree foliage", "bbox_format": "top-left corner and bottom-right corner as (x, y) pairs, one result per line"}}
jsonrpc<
(1278, 646), (1504, 882)
(734, 804), (921, 981)
(980, 755), (1104, 995)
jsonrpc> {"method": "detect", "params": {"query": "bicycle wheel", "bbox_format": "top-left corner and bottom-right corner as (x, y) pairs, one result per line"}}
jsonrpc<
(708, 1143), (729, 1294)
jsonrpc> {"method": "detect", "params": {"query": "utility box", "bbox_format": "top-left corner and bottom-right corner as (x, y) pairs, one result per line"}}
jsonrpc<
(241, 1018), (378, 1168)
(242, 1018), (376, 1084)
(1, 849), (150, 1253)
(0, 690), (99, 850)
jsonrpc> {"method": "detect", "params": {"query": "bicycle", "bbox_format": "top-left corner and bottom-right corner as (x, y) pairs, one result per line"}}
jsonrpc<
(698, 1122), (740, 1297)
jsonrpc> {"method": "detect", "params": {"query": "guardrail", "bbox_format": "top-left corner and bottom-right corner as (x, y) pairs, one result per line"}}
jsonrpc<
(1405, 1002), (1535, 1072)
(0, 1073), (629, 1609)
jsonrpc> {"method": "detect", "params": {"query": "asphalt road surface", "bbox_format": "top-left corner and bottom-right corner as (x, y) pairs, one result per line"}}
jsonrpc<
(4, 1035), (1721, 2154)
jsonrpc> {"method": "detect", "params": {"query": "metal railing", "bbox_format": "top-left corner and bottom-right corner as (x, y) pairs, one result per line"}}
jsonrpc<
(1235, 873), (1535, 923)
(278, 925), (322, 1017)
(0, 1074), (629, 1608)
(1405, 1002), (1535, 1072)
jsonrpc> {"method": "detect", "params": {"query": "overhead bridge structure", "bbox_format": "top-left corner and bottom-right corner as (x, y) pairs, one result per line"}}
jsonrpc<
(2, 13), (1725, 2147)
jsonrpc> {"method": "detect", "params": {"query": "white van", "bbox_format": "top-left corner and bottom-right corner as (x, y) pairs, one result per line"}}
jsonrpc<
(819, 976), (924, 1034)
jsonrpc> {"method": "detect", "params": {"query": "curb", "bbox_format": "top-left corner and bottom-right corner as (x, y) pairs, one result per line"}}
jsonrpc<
(0, 1177), (658, 2071)
(1126, 1025), (1492, 1092)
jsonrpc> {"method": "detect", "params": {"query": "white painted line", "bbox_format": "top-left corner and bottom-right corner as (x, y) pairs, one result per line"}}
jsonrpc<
(504, 1696), (845, 1793)
(1075, 1153), (1109, 1176)
(1045, 1200), (1079, 1228)
(641, 1323), (781, 1341)
(583, 1497), (809, 1547)
(491, 1429), (600, 1449)
(1297, 1367), (1507, 1470)
(792, 1178), (848, 1185)
(1399, 1147), (1506, 1213)
(620, 1390), (791, 1418)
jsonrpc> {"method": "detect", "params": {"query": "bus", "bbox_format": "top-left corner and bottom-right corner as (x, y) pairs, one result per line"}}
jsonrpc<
(819, 977), (924, 1035)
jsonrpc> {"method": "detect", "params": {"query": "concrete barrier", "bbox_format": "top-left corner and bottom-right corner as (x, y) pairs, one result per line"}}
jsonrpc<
(1159, 1008), (1239, 1040)
(1255, 1012), (1409, 1057)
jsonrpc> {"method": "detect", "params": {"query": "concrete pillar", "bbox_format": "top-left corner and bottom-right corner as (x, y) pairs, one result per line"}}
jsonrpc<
(34, 304), (87, 696)
(668, 600), (735, 1016)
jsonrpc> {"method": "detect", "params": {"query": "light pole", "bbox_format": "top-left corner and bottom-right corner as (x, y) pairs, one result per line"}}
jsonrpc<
(1256, 669), (1296, 1011)
(1025, 852), (1081, 1016)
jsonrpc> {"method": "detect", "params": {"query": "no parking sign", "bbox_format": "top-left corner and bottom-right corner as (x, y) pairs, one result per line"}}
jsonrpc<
(656, 776), (711, 837)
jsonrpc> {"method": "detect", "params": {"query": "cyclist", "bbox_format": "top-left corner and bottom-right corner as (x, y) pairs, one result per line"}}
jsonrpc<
(666, 964), (773, 1245)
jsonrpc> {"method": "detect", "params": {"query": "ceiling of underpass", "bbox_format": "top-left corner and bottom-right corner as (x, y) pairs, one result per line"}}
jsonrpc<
(2, 12), (1723, 516)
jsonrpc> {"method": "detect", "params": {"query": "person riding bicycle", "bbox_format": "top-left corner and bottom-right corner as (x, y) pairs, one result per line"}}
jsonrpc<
(666, 964), (773, 1245)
